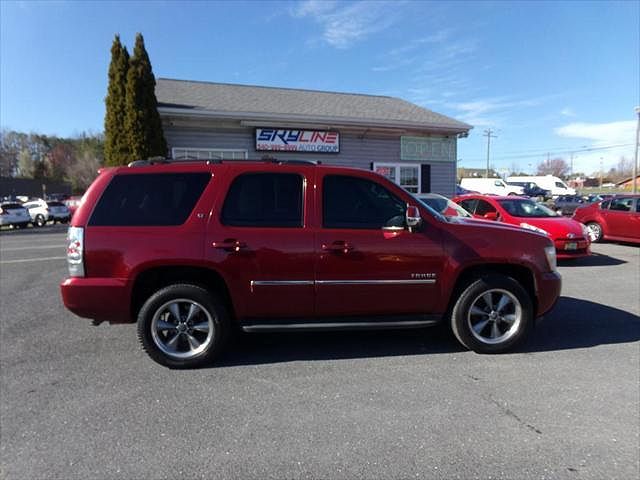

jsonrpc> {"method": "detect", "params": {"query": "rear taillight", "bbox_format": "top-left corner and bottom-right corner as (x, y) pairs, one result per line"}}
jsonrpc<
(67, 226), (85, 277)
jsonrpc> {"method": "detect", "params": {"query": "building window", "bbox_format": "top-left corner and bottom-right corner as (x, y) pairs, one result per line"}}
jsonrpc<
(373, 162), (420, 194)
(172, 148), (247, 161)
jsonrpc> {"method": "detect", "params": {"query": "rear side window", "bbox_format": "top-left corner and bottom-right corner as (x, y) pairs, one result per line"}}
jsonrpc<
(475, 200), (497, 216)
(47, 201), (64, 207)
(458, 199), (478, 214)
(89, 173), (210, 226)
(221, 173), (303, 227)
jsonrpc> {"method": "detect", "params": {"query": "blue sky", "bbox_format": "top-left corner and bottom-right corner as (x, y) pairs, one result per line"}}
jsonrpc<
(1, 0), (638, 175)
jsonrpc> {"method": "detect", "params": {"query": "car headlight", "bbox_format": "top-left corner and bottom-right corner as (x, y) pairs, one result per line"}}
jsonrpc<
(520, 222), (549, 236)
(544, 245), (557, 272)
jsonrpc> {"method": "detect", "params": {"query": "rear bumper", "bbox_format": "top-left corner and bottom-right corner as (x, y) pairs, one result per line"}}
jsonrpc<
(537, 271), (562, 317)
(60, 277), (132, 323)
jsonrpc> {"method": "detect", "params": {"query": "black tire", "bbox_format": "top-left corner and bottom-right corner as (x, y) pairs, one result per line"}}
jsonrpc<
(137, 284), (229, 368)
(33, 214), (45, 227)
(451, 274), (534, 354)
(586, 222), (603, 243)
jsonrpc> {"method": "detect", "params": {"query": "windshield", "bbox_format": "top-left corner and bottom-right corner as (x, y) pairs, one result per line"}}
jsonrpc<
(419, 195), (472, 218)
(498, 199), (558, 218)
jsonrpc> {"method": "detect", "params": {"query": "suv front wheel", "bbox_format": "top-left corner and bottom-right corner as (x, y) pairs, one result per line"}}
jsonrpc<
(451, 275), (533, 353)
(137, 284), (228, 368)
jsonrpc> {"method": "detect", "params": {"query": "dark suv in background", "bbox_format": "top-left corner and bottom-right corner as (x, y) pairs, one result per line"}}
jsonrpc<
(506, 181), (551, 201)
(61, 160), (561, 368)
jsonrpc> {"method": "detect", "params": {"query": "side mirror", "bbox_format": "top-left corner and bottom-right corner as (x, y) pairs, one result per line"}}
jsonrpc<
(483, 211), (498, 221)
(406, 205), (422, 229)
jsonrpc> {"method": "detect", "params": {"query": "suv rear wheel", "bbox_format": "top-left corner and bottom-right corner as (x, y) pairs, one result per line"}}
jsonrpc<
(451, 274), (533, 353)
(137, 284), (228, 368)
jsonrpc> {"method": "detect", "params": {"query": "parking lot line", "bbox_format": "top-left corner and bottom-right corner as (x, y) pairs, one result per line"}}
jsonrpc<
(1, 245), (66, 252)
(0, 256), (66, 264)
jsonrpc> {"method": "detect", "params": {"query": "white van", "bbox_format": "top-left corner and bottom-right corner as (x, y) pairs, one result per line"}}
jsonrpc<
(506, 175), (575, 197)
(459, 178), (524, 196)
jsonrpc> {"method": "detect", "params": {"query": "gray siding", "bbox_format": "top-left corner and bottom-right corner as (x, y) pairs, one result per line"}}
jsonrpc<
(162, 123), (457, 197)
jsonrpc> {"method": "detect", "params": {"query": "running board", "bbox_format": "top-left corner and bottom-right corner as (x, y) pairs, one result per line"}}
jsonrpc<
(241, 315), (441, 333)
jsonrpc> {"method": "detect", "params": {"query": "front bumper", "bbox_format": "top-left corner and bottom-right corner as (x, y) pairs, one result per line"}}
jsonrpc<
(554, 238), (590, 259)
(60, 277), (132, 323)
(537, 270), (562, 317)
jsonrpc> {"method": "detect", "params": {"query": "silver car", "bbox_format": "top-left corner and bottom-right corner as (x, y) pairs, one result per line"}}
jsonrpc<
(0, 202), (31, 228)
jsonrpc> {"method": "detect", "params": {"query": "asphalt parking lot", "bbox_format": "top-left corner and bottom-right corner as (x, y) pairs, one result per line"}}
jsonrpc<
(1, 226), (638, 480)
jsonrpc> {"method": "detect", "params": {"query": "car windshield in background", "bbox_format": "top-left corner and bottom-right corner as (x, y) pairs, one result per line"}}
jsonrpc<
(498, 199), (558, 218)
(419, 195), (472, 218)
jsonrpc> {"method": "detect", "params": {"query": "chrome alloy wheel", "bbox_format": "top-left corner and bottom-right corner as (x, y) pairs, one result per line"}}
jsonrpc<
(586, 223), (601, 242)
(467, 289), (522, 345)
(150, 299), (215, 360)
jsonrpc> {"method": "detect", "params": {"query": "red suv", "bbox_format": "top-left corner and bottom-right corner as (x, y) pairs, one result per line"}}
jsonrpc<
(61, 160), (561, 368)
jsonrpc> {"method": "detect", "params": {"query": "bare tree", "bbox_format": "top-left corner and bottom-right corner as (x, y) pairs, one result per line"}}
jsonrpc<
(537, 157), (569, 178)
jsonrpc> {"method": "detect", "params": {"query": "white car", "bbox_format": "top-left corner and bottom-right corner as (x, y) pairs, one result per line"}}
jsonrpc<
(0, 202), (31, 228)
(460, 178), (524, 196)
(22, 199), (50, 227)
(46, 201), (71, 223)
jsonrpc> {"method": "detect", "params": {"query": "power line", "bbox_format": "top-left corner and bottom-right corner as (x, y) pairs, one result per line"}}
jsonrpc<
(463, 142), (634, 163)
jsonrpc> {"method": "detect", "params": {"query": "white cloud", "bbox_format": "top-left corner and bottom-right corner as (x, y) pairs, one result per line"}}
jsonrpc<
(555, 121), (636, 174)
(293, 1), (400, 49)
(555, 121), (635, 145)
(447, 96), (545, 127)
(560, 107), (576, 117)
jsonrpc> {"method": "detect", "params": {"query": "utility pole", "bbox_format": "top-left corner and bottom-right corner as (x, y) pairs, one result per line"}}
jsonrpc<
(483, 129), (497, 178)
(633, 106), (639, 194)
(570, 152), (574, 178)
(600, 158), (604, 188)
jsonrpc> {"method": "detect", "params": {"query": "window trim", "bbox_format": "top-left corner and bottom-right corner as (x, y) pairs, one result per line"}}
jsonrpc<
(373, 162), (421, 194)
(220, 172), (305, 228)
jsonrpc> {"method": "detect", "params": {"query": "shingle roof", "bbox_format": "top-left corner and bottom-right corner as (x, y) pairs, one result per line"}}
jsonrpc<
(156, 78), (471, 133)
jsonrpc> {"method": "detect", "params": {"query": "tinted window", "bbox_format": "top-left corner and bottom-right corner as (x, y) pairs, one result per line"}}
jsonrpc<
(636, 200), (640, 213)
(601, 200), (611, 210)
(221, 173), (303, 227)
(89, 173), (210, 226)
(1, 203), (24, 209)
(323, 175), (406, 229)
(609, 198), (633, 212)
(47, 201), (64, 207)
(475, 200), (497, 216)
(458, 199), (478, 214)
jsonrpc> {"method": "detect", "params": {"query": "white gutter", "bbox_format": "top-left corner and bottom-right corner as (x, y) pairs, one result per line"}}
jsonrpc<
(157, 106), (473, 134)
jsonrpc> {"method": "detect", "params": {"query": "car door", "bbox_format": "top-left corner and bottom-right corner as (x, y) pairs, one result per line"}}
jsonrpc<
(314, 172), (444, 318)
(205, 169), (315, 320)
(604, 197), (636, 239)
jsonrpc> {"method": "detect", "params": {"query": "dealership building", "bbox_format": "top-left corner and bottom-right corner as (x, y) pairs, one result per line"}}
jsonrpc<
(155, 78), (471, 197)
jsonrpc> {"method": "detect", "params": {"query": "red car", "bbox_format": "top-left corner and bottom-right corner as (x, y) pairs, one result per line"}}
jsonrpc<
(572, 195), (640, 244)
(453, 195), (590, 259)
(60, 160), (561, 368)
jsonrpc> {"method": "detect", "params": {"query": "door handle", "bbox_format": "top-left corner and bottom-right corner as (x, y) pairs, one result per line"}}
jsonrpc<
(322, 240), (354, 254)
(212, 239), (248, 252)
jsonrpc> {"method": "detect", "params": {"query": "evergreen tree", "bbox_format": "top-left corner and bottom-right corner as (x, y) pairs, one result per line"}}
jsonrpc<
(104, 35), (130, 166)
(125, 33), (167, 161)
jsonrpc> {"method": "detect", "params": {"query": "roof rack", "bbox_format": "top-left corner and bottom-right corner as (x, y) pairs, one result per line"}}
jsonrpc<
(127, 157), (321, 167)
(127, 157), (170, 167)
(268, 159), (320, 166)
